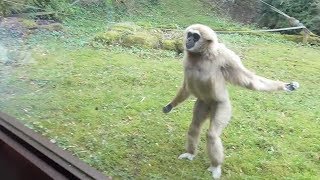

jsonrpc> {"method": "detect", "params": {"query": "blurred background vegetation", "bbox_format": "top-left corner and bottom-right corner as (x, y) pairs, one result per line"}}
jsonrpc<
(1, 0), (319, 35)
(257, 0), (320, 35)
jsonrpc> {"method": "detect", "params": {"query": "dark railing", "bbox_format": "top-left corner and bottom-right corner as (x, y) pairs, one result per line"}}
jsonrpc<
(0, 111), (111, 180)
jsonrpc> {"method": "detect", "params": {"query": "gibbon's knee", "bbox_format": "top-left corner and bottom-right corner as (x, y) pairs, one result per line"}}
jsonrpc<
(187, 124), (202, 140)
(187, 125), (201, 141)
(207, 132), (219, 143)
(188, 127), (198, 137)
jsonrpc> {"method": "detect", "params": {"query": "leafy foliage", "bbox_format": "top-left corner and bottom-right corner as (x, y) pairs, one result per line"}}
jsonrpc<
(0, 0), (31, 16)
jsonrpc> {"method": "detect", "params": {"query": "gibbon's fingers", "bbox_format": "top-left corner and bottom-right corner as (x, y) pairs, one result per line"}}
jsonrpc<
(284, 81), (300, 92)
(163, 104), (173, 113)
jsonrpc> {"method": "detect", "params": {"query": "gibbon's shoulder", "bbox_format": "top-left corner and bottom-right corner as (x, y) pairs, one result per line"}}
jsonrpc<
(215, 43), (241, 63)
(215, 43), (231, 54)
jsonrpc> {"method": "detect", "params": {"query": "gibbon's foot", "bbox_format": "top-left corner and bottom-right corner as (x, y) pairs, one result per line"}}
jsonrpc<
(163, 104), (173, 113)
(284, 82), (299, 92)
(178, 153), (195, 160)
(208, 165), (222, 180)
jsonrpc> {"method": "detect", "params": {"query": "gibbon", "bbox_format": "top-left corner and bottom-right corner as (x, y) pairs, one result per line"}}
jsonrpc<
(163, 24), (299, 179)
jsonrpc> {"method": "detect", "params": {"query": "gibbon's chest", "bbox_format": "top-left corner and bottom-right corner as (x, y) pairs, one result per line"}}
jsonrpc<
(184, 59), (220, 83)
(184, 59), (225, 99)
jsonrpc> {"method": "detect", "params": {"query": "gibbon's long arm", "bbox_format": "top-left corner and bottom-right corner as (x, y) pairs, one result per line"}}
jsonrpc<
(222, 51), (299, 92)
(163, 81), (190, 113)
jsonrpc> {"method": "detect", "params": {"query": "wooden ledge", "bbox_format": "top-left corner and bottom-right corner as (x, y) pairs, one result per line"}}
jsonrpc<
(0, 111), (111, 180)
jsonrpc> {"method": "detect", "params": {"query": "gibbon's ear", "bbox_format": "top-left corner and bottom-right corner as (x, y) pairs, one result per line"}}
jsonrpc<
(202, 32), (218, 45)
(206, 39), (215, 47)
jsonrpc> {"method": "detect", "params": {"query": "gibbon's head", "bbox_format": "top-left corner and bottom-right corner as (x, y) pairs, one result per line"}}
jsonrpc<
(184, 24), (218, 53)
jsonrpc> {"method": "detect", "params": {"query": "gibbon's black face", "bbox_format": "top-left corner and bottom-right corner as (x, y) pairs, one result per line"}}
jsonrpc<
(186, 32), (201, 49)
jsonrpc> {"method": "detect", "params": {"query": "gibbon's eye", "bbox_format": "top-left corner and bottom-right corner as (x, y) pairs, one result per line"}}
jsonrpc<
(193, 33), (200, 41)
(187, 32), (192, 38)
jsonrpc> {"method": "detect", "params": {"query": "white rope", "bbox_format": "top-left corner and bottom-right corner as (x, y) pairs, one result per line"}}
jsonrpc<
(215, 26), (306, 33)
(259, 0), (291, 19)
(253, 26), (306, 32)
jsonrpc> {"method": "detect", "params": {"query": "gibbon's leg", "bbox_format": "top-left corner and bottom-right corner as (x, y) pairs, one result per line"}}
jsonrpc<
(207, 100), (231, 179)
(178, 99), (210, 160)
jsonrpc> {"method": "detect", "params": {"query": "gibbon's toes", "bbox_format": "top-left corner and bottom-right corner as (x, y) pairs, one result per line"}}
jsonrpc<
(285, 81), (300, 91)
(178, 153), (195, 160)
(207, 165), (222, 180)
(291, 81), (300, 89)
(162, 104), (173, 113)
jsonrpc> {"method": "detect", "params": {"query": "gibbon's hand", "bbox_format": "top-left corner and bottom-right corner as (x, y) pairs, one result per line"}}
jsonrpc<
(163, 104), (173, 113)
(284, 82), (300, 92)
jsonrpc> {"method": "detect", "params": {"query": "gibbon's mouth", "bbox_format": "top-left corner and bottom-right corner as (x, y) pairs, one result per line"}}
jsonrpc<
(186, 42), (194, 49)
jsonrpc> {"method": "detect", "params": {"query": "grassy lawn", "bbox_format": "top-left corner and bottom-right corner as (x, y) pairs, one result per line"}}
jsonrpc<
(2, 34), (320, 179)
(1, 0), (320, 179)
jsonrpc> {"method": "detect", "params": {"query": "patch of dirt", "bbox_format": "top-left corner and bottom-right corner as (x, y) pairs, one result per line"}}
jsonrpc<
(0, 17), (63, 65)
(0, 17), (63, 38)
(206, 0), (262, 24)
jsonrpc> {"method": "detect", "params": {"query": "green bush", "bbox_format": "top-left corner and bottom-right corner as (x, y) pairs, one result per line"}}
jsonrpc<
(0, 0), (30, 16)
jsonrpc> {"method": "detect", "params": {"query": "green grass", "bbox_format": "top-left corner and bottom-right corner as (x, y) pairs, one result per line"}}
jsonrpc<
(1, 35), (320, 179)
(1, 0), (320, 179)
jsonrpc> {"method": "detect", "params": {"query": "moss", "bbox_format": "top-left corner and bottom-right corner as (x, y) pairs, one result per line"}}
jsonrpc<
(94, 30), (123, 44)
(93, 22), (184, 51)
(19, 18), (38, 29)
(162, 39), (176, 50)
(109, 22), (142, 33)
(282, 35), (320, 45)
(41, 23), (64, 31)
(122, 31), (160, 49)
(174, 40), (184, 54)
(162, 39), (183, 53)
(18, 18), (64, 31)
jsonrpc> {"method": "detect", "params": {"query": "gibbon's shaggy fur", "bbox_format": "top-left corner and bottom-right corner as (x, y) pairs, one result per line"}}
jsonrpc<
(163, 24), (299, 179)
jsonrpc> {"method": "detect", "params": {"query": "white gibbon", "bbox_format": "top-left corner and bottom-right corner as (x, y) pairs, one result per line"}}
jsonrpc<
(163, 24), (299, 179)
